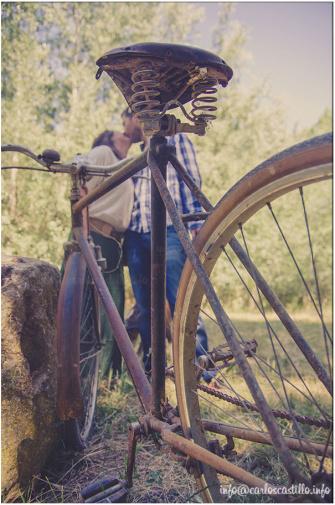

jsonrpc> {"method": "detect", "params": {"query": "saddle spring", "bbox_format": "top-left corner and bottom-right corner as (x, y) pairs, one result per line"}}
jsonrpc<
(190, 76), (218, 122)
(130, 63), (161, 131)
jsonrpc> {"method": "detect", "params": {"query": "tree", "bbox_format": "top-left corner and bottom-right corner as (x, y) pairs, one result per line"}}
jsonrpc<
(2, 2), (203, 264)
(188, 4), (332, 310)
(2, 3), (331, 310)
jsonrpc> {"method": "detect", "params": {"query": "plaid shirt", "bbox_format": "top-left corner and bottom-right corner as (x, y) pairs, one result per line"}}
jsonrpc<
(129, 134), (203, 233)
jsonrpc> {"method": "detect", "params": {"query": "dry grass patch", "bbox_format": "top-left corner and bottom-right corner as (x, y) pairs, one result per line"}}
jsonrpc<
(28, 375), (197, 503)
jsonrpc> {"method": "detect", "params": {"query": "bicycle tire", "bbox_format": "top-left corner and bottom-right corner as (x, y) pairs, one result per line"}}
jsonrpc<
(57, 251), (100, 450)
(173, 133), (333, 501)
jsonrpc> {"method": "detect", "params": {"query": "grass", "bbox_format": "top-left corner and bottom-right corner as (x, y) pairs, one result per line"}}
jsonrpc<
(192, 312), (332, 500)
(28, 314), (332, 503)
(29, 374), (197, 503)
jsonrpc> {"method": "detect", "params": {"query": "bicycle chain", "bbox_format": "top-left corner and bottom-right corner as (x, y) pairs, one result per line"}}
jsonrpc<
(165, 370), (331, 429)
(197, 383), (331, 430)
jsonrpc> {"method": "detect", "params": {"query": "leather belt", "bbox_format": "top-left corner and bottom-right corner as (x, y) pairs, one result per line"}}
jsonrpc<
(89, 217), (122, 241)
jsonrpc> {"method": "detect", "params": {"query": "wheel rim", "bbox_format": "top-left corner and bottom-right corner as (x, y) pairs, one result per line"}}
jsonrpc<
(174, 156), (332, 501)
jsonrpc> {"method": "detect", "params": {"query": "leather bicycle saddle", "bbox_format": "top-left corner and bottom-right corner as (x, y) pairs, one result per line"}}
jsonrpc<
(96, 42), (233, 112)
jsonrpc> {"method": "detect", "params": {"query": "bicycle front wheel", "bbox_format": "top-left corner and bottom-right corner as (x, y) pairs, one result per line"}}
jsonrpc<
(174, 133), (333, 501)
(57, 251), (100, 450)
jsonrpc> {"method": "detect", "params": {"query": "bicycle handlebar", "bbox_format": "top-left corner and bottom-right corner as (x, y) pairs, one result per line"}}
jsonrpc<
(1, 143), (138, 178)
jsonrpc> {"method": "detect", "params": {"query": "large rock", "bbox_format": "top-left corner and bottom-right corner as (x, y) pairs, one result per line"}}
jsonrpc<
(1, 256), (60, 501)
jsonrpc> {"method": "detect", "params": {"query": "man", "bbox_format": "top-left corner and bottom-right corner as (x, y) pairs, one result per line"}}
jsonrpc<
(121, 108), (209, 376)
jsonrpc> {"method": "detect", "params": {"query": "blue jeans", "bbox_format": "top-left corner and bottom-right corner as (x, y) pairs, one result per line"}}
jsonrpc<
(124, 226), (209, 372)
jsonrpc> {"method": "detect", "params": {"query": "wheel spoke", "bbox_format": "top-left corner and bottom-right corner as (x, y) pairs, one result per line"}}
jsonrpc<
(223, 246), (331, 419)
(80, 304), (93, 333)
(318, 428), (333, 473)
(195, 390), (256, 430)
(80, 349), (100, 364)
(299, 186), (333, 379)
(228, 236), (332, 395)
(197, 339), (251, 400)
(201, 298), (330, 423)
(173, 135), (333, 501)
(200, 306), (285, 407)
(79, 272), (100, 439)
(268, 201), (332, 342)
(239, 224), (317, 469)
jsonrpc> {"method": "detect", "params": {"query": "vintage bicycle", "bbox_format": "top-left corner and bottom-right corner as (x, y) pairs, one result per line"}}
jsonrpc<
(2, 43), (333, 502)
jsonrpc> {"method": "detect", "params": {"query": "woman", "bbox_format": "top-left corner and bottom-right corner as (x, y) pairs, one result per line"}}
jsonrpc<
(84, 130), (132, 383)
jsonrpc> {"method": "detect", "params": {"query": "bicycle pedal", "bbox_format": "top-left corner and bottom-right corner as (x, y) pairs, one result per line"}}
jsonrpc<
(81, 476), (128, 503)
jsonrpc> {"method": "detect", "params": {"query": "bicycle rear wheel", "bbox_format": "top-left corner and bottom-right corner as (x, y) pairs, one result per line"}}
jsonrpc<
(173, 133), (333, 501)
(57, 251), (100, 450)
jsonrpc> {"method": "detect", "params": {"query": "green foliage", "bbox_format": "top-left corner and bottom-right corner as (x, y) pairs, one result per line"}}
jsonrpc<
(2, 3), (331, 309)
(207, 176), (332, 310)
(297, 108), (332, 141)
(2, 2), (203, 266)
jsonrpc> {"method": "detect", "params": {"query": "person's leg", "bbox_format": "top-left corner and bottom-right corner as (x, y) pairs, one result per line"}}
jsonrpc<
(165, 227), (186, 316)
(101, 269), (124, 379)
(91, 231), (124, 379)
(166, 227), (210, 361)
(123, 230), (151, 372)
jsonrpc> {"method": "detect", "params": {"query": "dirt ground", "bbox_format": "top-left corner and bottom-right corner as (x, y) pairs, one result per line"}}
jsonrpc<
(29, 377), (198, 503)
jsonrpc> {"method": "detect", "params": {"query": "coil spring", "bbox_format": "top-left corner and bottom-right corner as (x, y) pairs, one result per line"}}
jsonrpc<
(130, 63), (161, 123)
(190, 77), (218, 122)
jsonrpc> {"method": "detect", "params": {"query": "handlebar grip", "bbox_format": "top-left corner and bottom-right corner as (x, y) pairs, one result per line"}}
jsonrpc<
(39, 149), (61, 163)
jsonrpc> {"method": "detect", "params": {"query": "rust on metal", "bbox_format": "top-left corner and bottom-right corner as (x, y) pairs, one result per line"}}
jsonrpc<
(198, 382), (331, 430)
(199, 339), (257, 369)
(145, 415), (271, 490)
(96, 42), (233, 110)
(181, 211), (211, 223)
(56, 252), (86, 420)
(166, 368), (331, 429)
(149, 137), (169, 417)
(202, 420), (333, 458)
(70, 173), (83, 229)
(75, 231), (152, 413)
(126, 422), (142, 487)
(149, 158), (309, 485)
(72, 151), (147, 215)
(171, 149), (332, 395)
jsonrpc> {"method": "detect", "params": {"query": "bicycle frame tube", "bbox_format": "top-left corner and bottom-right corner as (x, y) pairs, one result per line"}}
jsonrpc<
(63, 151), (153, 414)
(72, 151), (147, 215)
(148, 153), (308, 484)
(168, 153), (332, 394)
(149, 137), (168, 417)
(73, 228), (152, 413)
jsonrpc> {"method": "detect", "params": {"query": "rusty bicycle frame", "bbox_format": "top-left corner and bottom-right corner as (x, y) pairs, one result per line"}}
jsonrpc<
(2, 130), (332, 498)
(2, 39), (332, 497)
(62, 137), (274, 489)
(51, 128), (331, 492)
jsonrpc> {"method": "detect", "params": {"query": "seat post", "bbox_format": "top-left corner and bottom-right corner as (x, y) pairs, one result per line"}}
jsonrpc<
(149, 135), (168, 418)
